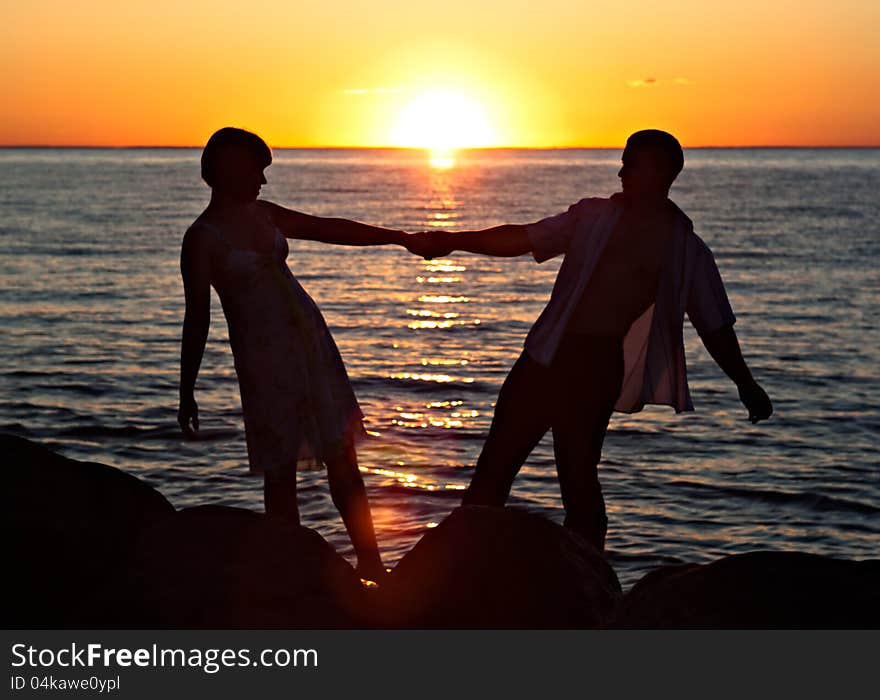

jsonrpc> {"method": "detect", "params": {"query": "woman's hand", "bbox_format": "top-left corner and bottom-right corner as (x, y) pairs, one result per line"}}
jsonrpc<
(177, 393), (200, 439)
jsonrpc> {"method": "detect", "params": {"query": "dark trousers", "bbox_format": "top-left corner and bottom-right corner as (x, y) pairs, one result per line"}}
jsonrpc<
(462, 332), (625, 552)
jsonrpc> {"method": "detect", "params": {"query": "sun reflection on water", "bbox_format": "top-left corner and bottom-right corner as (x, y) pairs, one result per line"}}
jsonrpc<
(406, 309), (460, 318)
(389, 371), (475, 384)
(416, 275), (461, 284)
(407, 318), (480, 329)
(388, 399), (480, 431)
(419, 295), (470, 303)
(429, 149), (456, 169)
(423, 262), (466, 272)
(360, 465), (466, 493)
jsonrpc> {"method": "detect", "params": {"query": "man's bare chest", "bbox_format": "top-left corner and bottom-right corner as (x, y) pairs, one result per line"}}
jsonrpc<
(594, 216), (672, 280)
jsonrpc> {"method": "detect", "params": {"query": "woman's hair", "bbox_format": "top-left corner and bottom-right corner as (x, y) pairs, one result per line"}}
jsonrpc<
(625, 129), (684, 185)
(200, 127), (272, 187)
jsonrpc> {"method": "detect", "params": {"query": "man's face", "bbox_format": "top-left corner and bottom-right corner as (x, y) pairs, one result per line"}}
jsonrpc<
(618, 147), (670, 199)
(212, 145), (267, 202)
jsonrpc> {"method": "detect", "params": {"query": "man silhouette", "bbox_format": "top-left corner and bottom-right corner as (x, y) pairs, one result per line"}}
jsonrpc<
(409, 129), (772, 553)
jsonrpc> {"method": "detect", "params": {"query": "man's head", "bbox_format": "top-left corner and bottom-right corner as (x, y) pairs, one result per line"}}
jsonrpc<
(201, 127), (272, 202)
(618, 129), (684, 200)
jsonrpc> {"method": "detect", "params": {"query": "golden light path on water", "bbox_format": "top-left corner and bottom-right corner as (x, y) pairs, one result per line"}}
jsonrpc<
(353, 147), (482, 538)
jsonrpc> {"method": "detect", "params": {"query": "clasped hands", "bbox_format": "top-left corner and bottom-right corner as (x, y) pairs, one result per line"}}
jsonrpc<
(402, 230), (456, 260)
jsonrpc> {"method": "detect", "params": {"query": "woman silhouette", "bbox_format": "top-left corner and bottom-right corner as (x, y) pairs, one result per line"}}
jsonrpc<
(177, 127), (413, 582)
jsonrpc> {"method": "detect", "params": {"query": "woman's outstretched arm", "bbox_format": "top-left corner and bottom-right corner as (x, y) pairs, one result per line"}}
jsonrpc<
(178, 225), (213, 439)
(258, 199), (409, 247)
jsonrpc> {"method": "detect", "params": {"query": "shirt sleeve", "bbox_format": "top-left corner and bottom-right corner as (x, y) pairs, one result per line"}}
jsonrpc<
(686, 239), (737, 337)
(524, 200), (585, 263)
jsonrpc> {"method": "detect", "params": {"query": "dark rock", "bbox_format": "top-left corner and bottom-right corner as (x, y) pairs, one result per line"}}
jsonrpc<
(118, 505), (367, 628)
(4, 434), (365, 629)
(9, 434), (878, 630)
(374, 505), (622, 628)
(609, 551), (880, 628)
(3, 434), (175, 627)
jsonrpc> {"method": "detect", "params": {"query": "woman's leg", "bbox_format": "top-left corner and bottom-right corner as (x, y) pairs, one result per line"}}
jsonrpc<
(263, 467), (300, 524)
(324, 440), (386, 582)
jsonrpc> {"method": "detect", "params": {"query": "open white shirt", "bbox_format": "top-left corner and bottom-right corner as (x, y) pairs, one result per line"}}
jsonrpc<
(523, 192), (737, 413)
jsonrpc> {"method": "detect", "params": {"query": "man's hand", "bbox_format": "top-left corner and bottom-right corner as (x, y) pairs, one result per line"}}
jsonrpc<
(178, 393), (200, 439)
(405, 231), (455, 260)
(737, 380), (773, 424)
(700, 325), (773, 425)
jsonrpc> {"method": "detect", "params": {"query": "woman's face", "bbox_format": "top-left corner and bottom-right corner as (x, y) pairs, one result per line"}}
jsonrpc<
(212, 145), (268, 202)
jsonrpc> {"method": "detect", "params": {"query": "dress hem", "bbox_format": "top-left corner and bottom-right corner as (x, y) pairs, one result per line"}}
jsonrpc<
(245, 421), (370, 476)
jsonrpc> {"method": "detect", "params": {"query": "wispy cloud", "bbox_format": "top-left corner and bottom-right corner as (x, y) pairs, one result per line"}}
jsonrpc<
(626, 76), (693, 88)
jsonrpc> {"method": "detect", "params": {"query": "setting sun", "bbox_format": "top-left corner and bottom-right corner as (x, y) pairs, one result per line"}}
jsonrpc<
(389, 90), (497, 150)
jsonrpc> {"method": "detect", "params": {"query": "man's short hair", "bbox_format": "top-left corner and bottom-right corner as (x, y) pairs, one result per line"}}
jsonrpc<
(625, 129), (684, 185)
(201, 127), (272, 187)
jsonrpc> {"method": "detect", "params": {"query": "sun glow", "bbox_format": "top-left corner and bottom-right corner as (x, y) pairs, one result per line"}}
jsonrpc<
(389, 89), (497, 150)
(428, 149), (455, 169)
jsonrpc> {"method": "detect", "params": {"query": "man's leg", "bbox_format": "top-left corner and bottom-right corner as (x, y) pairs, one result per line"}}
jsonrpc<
(462, 350), (553, 506)
(550, 337), (623, 552)
(551, 405), (614, 551)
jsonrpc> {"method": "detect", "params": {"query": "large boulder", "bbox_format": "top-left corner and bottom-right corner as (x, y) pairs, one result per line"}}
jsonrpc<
(3, 434), (367, 629)
(118, 505), (368, 628)
(609, 551), (880, 628)
(3, 433), (176, 627)
(374, 505), (622, 628)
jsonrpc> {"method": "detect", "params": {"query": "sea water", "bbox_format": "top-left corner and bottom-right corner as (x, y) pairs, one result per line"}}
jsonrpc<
(1, 147), (877, 587)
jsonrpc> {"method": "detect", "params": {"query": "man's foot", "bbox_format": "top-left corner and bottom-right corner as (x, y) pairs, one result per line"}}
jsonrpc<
(563, 515), (607, 554)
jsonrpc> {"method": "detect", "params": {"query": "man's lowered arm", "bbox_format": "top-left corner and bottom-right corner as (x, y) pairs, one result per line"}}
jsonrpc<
(700, 324), (773, 423)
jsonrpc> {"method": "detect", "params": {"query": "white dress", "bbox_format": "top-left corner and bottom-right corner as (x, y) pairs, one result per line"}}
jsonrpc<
(194, 216), (367, 475)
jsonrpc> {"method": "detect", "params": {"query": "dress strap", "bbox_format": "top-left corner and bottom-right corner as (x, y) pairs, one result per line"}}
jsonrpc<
(193, 218), (232, 249)
(192, 216), (281, 256)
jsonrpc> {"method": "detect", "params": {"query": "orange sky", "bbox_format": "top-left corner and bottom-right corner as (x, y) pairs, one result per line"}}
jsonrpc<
(2, 0), (878, 147)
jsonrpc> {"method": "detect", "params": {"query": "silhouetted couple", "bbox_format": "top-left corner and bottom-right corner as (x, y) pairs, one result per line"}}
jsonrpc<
(178, 127), (772, 580)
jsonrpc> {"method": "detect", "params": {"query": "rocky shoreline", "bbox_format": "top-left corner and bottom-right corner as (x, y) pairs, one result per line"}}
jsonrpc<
(5, 434), (878, 629)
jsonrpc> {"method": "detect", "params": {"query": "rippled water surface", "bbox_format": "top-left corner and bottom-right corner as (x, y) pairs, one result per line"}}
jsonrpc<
(2, 147), (878, 587)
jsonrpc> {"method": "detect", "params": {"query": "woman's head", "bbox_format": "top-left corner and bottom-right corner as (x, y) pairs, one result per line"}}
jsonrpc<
(201, 127), (272, 201)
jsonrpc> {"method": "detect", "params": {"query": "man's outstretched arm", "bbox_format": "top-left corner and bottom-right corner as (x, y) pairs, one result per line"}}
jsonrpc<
(409, 200), (589, 260)
(406, 199), (593, 260)
(700, 324), (773, 423)
(409, 225), (533, 259)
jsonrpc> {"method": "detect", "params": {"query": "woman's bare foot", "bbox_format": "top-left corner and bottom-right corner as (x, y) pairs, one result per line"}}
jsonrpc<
(356, 557), (390, 586)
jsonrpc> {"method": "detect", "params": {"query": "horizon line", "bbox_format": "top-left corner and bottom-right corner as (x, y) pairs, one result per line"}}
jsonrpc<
(1, 144), (878, 150)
